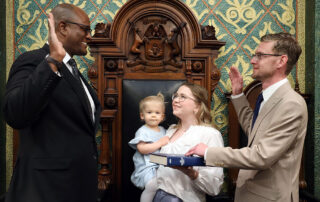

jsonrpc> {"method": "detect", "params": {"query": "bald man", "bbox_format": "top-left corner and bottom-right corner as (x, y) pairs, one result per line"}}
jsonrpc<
(3, 4), (101, 202)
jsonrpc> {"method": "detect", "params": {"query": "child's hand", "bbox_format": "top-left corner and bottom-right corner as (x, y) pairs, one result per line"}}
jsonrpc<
(159, 136), (169, 146)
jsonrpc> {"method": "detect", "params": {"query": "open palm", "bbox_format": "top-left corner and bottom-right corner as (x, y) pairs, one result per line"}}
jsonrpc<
(48, 13), (66, 61)
(229, 66), (243, 95)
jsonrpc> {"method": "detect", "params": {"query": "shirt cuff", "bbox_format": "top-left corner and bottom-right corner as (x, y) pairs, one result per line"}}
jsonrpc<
(204, 148), (208, 161)
(231, 92), (244, 99)
(55, 71), (62, 77)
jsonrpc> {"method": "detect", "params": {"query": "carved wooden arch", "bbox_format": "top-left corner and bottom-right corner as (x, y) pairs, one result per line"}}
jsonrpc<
(88, 0), (225, 200)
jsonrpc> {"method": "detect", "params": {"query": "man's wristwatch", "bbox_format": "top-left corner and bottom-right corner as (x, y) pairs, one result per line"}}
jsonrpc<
(46, 56), (63, 70)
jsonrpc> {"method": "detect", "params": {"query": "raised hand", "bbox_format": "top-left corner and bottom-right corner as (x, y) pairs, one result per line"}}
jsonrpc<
(229, 66), (243, 95)
(47, 13), (65, 62)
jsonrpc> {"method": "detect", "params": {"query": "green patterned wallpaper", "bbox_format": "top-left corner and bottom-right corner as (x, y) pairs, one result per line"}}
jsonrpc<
(10, 0), (305, 137)
(6, 0), (312, 193)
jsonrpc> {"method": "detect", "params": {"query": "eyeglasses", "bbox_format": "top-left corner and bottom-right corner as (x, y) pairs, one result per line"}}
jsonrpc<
(65, 21), (92, 35)
(172, 93), (196, 102)
(251, 53), (282, 60)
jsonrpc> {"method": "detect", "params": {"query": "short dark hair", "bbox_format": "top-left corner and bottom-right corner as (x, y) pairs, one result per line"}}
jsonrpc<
(261, 32), (302, 75)
(51, 4), (77, 28)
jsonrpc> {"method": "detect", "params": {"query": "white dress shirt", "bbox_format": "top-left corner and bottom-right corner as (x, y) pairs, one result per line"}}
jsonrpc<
(156, 125), (224, 202)
(63, 54), (96, 123)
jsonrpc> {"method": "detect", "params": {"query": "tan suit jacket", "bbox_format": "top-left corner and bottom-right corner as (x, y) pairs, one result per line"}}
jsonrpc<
(206, 82), (308, 202)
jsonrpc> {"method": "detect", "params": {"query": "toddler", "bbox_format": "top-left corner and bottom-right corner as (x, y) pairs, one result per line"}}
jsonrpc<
(128, 92), (169, 202)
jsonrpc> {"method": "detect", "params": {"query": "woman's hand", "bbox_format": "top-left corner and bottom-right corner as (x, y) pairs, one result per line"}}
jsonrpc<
(171, 166), (199, 180)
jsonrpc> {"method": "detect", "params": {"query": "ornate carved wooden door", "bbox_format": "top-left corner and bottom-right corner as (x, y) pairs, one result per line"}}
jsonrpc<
(88, 0), (225, 201)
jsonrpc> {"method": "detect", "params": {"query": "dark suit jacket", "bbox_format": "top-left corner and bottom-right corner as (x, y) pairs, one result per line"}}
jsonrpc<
(3, 44), (102, 202)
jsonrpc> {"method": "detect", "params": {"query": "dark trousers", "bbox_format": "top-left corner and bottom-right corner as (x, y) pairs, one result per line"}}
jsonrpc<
(152, 189), (183, 202)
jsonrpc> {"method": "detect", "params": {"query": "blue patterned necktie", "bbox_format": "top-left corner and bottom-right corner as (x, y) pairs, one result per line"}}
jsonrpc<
(252, 93), (264, 129)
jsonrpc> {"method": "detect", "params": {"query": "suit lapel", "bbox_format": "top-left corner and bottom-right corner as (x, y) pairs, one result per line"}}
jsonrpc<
(79, 73), (101, 129)
(60, 64), (94, 127)
(248, 82), (292, 146)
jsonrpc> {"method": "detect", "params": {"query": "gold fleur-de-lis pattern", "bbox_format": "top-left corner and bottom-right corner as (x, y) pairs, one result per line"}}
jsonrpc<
(10, 0), (304, 144)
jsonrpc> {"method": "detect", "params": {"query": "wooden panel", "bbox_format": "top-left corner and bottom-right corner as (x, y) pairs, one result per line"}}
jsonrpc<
(88, 0), (225, 201)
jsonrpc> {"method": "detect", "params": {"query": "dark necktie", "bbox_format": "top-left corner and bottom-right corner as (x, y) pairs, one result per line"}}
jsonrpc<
(68, 58), (81, 81)
(252, 93), (264, 129)
(68, 58), (93, 123)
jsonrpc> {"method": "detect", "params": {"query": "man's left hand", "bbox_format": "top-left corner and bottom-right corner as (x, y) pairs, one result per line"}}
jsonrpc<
(185, 143), (208, 157)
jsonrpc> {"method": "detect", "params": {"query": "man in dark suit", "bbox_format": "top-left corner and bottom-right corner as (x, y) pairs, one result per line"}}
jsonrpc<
(3, 3), (101, 202)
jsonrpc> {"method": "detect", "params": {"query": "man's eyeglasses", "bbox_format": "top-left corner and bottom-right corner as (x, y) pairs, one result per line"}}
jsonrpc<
(251, 53), (282, 60)
(172, 93), (196, 102)
(65, 21), (92, 35)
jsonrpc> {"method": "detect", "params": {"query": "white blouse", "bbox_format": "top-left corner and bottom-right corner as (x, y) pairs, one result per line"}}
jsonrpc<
(156, 125), (224, 202)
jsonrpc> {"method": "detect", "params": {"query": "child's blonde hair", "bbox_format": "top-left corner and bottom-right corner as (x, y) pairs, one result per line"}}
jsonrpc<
(139, 92), (165, 113)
